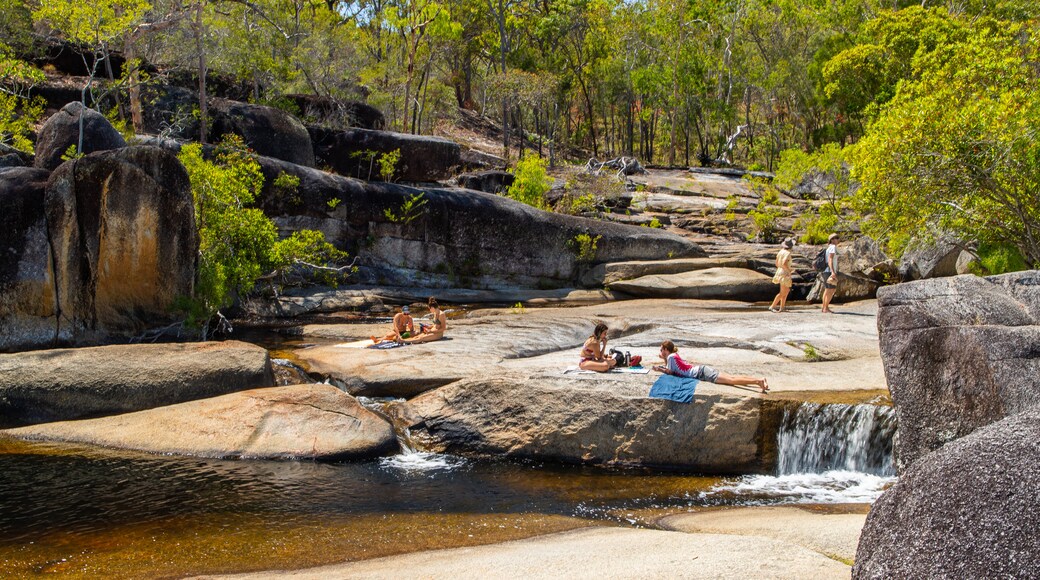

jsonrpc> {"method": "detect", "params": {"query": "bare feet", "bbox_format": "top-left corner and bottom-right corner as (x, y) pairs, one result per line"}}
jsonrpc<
(760, 378), (770, 394)
(370, 335), (380, 344)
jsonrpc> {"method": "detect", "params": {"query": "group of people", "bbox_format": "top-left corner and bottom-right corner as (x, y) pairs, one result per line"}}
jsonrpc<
(578, 323), (770, 394)
(769, 232), (840, 314)
(371, 297), (447, 345)
(374, 235), (844, 393)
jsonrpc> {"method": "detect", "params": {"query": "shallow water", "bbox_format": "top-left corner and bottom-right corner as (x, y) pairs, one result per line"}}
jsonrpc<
(0, 432), (894, 578)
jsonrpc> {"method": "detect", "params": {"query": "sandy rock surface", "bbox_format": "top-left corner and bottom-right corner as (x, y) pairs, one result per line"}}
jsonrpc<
(295, 298), (884, 399)
(660, 506), (866, 563)
(202, 526), (851, 579)
(0, 341), (274, 427)
(5, 384), (396, 460)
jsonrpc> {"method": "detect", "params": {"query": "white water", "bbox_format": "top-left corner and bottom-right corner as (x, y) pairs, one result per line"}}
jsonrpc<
(706, 402), (898, 504)
(356, 396), (469, 474)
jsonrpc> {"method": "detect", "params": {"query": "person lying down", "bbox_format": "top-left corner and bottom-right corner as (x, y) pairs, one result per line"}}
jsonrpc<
(652, 340), (769, 394)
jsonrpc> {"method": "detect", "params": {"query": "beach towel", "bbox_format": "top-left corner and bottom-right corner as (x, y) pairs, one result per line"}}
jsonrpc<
(648, 374), (698, 403)
(562, 365), (651, 375)
(335, 340), (409, 350)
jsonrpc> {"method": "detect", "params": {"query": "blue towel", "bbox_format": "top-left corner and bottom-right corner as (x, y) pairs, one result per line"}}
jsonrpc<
(649, 374), (698, 403)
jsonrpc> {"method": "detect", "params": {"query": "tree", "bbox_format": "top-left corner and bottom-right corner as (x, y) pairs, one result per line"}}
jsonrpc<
(32, 0), (151, 151)
(849, 21), (1040, 266)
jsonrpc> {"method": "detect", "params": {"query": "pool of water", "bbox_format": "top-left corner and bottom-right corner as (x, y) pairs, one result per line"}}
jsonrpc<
(0, 435), (893, 578)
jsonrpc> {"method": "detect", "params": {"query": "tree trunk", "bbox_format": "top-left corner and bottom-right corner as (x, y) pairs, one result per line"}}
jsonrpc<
(196, 1), (208, 145)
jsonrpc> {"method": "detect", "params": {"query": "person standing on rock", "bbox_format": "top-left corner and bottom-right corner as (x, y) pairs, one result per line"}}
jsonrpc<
(578, 323), (617, 372)
(821, 233), (840, 314)
(405, 297), (447, 343)
(371, 305), (415, 344)
(652, 341), (769, 393)
(769, 238), (795, 313)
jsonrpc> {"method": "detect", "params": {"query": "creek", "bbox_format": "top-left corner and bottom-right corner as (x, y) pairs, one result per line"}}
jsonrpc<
(0, 327), (897, 578)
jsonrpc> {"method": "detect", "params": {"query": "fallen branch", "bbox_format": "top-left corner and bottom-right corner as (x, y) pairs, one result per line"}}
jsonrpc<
(585, 156), (646, 180)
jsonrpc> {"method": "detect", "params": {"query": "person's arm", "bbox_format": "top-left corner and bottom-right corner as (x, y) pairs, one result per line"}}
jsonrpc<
(827, 249), (837, 279)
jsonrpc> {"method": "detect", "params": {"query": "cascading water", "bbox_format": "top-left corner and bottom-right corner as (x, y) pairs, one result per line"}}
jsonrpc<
(777, 402), (896, 476)
(356, 396), (465, 472)
(704, 401), (898, 504)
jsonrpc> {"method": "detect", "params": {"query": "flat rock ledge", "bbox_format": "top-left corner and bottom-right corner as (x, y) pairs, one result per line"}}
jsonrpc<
(4, 384), (398, 461)
(199, 526), (851, 579)
(0, 341), (274, 427)
(608, 267), (777, 301)
(394, 374), (780, 473)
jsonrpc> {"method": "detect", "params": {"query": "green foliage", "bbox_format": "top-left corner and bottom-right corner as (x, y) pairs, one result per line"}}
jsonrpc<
(642, 217), (663, 229)
(61, 144), (82, 161)
(384, 192), (428, 224)
(378, 149), (401, 182)
(723, 195), (740, 222)
(794, 206), (841, 245)
(269, 230), (351, 286)
(565, 193), (598, 215)
(969, 242), (1029, 276)
(568, 233), (601, 263)
(803, 343), (822, 362)
(104, 108), (135, 142)
(849, 22), (1040, 266)
(327, 197), (341, 210)
(32, 0), (150, 46)
(511, 302), (526, 314)
(179, 135), (347, 317)
(507, 155), (551, 210)
(0, 91), (42, 154)
(270, 172), (303, 207)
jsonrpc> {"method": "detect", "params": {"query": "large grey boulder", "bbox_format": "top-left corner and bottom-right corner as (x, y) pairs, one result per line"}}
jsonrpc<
(853, 407), (1040, 579)
(209, 98), (315, 167)
(0, 168), (59, 352)
(394, 374), (770, 472)
(898, 234), (974, 281)
(456, 170), (514, 194)
(807, 236), (893, 303)
(877, 271), (1040, 470)
(5, 384), (396, 461)
(285, 95), (385, 129)
(309, 126), (460, 182)
(34, 102), (127, 171)
(0, 341), (274, 427)
(255, 156), (704, 289)
(608, 267), (777, 301)
(0, 143), (31, 168)
(45, 146), (197, 341)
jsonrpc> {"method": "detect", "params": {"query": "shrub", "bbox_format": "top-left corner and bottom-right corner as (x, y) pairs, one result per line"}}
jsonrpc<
(569, 233), (601, 263)
(507, 154), (551, 209)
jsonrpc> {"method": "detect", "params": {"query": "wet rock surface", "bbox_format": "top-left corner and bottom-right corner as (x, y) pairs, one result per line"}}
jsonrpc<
(853, 406), (1040, 579)
(877, 271), (1040, 469)
(0, 341), (274, 427)
(5, 384), (396, 461)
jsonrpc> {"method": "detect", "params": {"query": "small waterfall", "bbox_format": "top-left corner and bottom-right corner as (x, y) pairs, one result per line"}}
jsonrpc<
(356, 396), (463, 472)
(776, 402), (896, 476)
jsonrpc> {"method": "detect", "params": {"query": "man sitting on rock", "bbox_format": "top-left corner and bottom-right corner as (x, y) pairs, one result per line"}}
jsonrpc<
(372, 306), (415, 344)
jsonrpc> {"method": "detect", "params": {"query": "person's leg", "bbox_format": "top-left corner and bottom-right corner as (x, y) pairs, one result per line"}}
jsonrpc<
(579, 359), (614, 372)
(778, 284), (791, 311)
(716, 373), (769, 393)
(822, 287), (836, 313)
(769, 291), (782, 312)
(371, 331), (396, 344)
(404, 331), (444, 344)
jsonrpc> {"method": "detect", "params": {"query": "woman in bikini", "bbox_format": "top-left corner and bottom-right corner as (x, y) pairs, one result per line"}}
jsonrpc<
(404, 297), (447, 344)
(652, 340), (769, 393)
(578, 322), (616, 372)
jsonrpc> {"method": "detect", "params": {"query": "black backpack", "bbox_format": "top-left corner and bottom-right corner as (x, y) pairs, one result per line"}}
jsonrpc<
(608, 348), (631, 367)
(813, 248), (829, 272)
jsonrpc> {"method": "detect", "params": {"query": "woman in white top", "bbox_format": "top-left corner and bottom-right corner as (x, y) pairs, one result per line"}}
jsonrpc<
(769, 238), (795, 312)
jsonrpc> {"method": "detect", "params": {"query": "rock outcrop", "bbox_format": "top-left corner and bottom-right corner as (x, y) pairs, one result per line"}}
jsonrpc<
(876, 271), (1040, 470)
(898, 235), (974, 281)
(0, 341), (274, 427)
(45, 146), (197, 341)
(0, 168), (58, 352)
(853, 407), (1040, 579)
(394, 375), (772, 472)
(34, 102), (127, 171)
(255, 155), (705, 289)
(0, 143), (31, 168)
(608, 267), (776, 301)
(5, 384), (397, 461)
(456, 170), (514, 194)
(807, 236), (893, 303)
(284, 95), (385, 129)
(208, 98), (315, 167)
(309, 126), (461, 182)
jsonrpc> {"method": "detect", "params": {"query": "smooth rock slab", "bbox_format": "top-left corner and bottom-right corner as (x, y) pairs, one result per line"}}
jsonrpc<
(0, 341), (274, 427)
(5, 384), (397, 461)
(853, 406), (1040, 579)
(205, 526), (851, 579)
(394, 374), (770, 472)
(608, 267), (776, 301)
(876, 271), (1040, 469)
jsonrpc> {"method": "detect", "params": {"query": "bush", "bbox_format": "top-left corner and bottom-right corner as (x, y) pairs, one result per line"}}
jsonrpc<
(507, 154), (551, 209)
(970, 242), (1029, 276)
(569, 233), (601, 263)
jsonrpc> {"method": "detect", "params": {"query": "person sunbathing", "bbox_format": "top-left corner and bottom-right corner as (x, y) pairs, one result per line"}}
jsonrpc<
(578, 322), (616, 372)
(652, 340), (769, 393)
(371, 305), (414, 344)
(404, 297), (447, 344)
